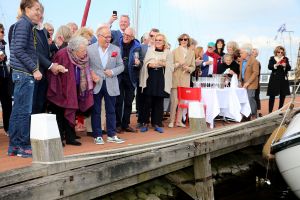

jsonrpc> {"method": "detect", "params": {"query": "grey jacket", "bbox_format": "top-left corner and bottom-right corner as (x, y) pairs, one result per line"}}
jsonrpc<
(88, 43), (124, 96)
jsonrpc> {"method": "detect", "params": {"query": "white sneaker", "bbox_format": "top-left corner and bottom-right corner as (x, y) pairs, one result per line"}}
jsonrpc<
(168, 122), (174, 128)
(94, 137), (104, 145)
(107, 136), (124, 144)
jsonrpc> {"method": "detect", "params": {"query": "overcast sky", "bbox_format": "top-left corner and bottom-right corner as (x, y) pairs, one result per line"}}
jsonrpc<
(0, 0), (299, 73)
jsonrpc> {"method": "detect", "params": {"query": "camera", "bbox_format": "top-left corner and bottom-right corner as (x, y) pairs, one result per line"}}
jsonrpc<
(113, 11), (117, 16)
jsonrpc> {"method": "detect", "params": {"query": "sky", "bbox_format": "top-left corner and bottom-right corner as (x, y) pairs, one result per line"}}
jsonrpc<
(0, 0), (300, 73)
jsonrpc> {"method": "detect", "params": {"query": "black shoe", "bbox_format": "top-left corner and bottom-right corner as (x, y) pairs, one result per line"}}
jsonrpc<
(66, 140), (82, 146)
(116, 126), (122, 133)
(123, 126), (137, 133)
(87, 132), (93, 137)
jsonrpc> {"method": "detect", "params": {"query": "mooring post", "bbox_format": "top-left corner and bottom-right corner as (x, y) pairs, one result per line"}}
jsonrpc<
(193, 154), (214, 200)
(30, 114), (64, 162)
(189, 102), (207, 133)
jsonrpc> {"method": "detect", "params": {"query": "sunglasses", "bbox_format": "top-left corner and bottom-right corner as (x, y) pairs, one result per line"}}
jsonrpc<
(277, 51), (284, 54)
(149, 34), (154, 38)
(179, 38), (188, 41)
(0, 31), (4, 34)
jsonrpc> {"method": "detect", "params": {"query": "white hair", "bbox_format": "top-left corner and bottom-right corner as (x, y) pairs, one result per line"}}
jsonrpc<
(241, 43), (253, 55)
(68, 36), (88, 51)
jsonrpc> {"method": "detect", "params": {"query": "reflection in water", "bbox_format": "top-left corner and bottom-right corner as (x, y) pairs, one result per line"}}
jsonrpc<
(215, 162), (298, 200)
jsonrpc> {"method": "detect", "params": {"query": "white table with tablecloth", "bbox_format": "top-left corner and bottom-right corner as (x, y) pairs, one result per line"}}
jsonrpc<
(200, 88), (251, 128)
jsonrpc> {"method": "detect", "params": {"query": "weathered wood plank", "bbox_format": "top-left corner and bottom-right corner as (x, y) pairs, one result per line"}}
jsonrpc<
(31, 138), (64, 162)
(194, 154), (214, 200)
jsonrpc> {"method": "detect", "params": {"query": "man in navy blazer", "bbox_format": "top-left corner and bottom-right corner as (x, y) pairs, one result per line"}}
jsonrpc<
(33, 4), (63, 113)
(88, 25), (125, 145)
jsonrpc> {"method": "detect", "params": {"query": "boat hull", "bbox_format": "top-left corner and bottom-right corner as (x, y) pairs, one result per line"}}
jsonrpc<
(275, 144), (300, 198)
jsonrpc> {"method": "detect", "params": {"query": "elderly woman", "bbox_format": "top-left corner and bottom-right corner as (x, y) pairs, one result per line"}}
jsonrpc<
(47, 36), (94, 146)
(267, 46), (291, 113)
(139, 33), (174, 133)
(168, 33), (195, 128)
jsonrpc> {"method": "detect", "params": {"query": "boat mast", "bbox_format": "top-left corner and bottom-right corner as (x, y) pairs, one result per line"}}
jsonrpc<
(133, 0), (140, 39)
(295, 43), (300, 79)
(81, 0), (92, 27)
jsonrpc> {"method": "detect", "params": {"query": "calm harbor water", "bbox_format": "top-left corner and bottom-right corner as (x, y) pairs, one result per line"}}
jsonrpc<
(214, 163), (298, 200)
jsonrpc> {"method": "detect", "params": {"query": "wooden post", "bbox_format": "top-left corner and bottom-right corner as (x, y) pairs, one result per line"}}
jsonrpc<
(189, 102), (207, 133)
(30, 114), (64, 162)
(193, 154), (214, 200)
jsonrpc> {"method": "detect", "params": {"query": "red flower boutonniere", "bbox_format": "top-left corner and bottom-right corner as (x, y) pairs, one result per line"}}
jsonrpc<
(111, 51), (118, 57)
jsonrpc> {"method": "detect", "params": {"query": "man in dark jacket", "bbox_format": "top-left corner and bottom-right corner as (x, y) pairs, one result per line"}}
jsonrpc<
(32, 3), (62, 114)
(8, 0), (42, 158)
(0, 24), (12, 135)
(115, 27), (142, 132)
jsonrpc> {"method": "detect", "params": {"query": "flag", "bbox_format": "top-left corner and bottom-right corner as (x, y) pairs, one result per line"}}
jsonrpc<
(277, 24), (286, 33)
(274, 24), (286, 40)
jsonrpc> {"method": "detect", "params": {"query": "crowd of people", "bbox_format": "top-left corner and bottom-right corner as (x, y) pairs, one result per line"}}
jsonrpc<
(0, 0), (292, 158)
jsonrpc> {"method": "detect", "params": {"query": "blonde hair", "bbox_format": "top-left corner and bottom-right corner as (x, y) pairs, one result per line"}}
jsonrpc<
(195, 46), (203, 59)
(226, 41), (239, 52)
(155, 33), (169, 50)
(74, 27), (94, 41)
(54, 25), (72, 43)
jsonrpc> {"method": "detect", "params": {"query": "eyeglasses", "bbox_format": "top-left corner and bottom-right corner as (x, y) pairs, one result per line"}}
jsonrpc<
(123, 33), (133, 38)
(179, 38), (188, 41)
(277, 51), (284, 54)
(98, 34), (112, 40)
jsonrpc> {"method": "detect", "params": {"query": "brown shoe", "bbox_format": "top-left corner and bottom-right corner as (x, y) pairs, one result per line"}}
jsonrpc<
(123, 126), (137, 133)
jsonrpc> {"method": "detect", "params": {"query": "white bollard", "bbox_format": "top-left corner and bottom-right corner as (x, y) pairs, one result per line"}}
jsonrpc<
(30, 114), (64, 162)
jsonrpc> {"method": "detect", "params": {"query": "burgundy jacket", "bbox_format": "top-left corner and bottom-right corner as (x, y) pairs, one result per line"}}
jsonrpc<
(47, 48), (94, 127)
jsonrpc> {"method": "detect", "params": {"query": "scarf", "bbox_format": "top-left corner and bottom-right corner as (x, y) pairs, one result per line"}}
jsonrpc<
(205, 50), (220, 74)
(67, 48), (93, 96)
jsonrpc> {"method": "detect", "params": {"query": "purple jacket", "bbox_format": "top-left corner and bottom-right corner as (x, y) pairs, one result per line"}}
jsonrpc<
(47, 48), (94, 127)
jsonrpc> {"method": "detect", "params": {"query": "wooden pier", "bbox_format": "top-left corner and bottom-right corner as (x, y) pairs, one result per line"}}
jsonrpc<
(0, 98), (299, 200)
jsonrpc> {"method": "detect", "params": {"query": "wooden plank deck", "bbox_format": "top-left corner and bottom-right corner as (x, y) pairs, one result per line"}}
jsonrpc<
(0, 97), (298, 173)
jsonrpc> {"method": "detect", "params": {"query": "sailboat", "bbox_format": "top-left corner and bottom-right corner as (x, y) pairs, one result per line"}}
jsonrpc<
(270, 43), (300, 198)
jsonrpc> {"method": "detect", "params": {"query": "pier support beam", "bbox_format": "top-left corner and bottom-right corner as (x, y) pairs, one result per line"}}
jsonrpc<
(30, 114), (64, 162)
(193, 154), (214, 200)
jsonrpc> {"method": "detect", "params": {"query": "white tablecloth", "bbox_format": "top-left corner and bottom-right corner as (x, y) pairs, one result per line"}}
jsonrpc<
(201, 88), (251, 128)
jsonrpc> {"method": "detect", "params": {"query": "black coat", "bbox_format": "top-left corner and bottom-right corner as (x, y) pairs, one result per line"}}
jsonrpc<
(218, 61), (240, 76)
(267, 56), (291, 96)
(36, 28), (51, 75)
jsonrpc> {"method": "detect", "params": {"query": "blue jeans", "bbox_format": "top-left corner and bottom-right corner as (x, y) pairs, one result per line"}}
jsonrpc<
(91, 81), (116, 138)
(8, 72), (35, 149)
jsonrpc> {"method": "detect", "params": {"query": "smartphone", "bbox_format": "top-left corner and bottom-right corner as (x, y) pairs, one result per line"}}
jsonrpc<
(113, 10), (117, 16)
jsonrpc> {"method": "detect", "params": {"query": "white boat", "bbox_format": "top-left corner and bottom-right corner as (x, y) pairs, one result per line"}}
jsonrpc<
(271, 112), (300, 198)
